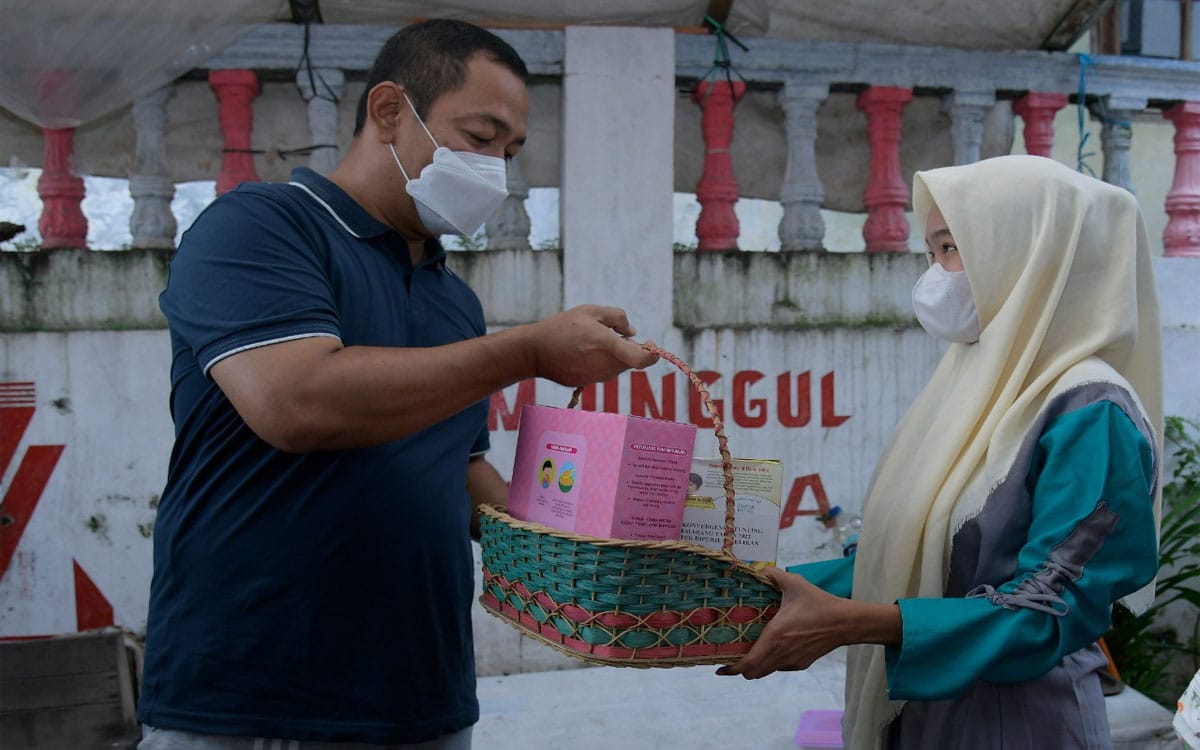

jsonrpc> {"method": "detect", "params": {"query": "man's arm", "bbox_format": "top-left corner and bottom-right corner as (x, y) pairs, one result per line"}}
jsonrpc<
(211, 304), (656, 453)
(466, 456), (509, 540)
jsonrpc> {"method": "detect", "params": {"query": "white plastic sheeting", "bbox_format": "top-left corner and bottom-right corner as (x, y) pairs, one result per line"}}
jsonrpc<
(0, 0), (278, 129)
(0, 0), (1088, 131)
(311, 0), (1081, 50)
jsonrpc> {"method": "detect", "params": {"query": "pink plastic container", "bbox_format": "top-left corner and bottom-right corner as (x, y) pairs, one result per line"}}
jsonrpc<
(794, 709), (844, 748)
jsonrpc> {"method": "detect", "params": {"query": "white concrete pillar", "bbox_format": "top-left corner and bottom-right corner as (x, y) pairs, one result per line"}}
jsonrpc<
(561, 26), (675, 336)
(1101, 95), (1145, 195)
(296, 67), (345, 176)
(941, 89), (995, 166)
(130, 85), (176, 249)
(778, 78), (829, 251)
(486, 153), (532, 251)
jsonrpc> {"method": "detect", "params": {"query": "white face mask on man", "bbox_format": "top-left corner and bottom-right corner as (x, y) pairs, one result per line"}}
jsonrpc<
(389, 92), (508, 237)
(912, 263), (981, 344)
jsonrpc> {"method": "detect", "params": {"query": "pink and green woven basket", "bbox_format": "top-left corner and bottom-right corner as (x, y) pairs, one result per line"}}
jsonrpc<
(478, 345), (782, 667)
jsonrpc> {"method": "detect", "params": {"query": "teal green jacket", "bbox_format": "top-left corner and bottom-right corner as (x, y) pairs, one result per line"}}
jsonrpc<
(788, 400), (1158, 701)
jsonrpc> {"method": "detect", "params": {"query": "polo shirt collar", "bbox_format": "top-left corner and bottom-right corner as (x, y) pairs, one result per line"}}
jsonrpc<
(289, 167), (451, 267)
(289, 167), (396, 240)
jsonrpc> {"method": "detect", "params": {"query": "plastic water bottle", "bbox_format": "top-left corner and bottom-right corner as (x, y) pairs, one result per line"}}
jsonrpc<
(819, 505), (861, 557)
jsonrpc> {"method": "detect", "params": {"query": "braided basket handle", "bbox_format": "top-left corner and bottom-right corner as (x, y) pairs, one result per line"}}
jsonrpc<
(567, 342), (737, 558)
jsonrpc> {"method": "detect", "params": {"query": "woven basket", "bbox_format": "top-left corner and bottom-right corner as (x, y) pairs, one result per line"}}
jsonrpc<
(478, 345), (781, 667)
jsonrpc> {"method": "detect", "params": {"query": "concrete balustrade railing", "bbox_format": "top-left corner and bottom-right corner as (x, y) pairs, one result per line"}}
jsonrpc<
(17, 24), (1200, 256)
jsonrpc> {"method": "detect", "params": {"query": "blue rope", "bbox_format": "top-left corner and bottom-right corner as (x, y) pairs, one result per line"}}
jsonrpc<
(1076, 53), (1133, 177)
(698, 15), (749, 105)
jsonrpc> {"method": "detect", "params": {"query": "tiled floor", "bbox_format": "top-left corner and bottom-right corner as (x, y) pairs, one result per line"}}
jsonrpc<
(476, 648), (1178, 749)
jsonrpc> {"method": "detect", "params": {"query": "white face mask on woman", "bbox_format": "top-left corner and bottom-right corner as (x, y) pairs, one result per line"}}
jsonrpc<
(389, 92), (508, 236)
(912, 263), (981, 343)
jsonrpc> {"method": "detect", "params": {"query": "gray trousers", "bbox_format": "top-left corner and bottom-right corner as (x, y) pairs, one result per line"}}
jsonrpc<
(886, 645), (1112, 749)
(139, 726), (472, 750)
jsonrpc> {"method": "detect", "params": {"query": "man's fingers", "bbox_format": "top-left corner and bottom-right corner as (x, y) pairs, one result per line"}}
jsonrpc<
(609, 336), (658, 369)
(584, 305), (637, 338)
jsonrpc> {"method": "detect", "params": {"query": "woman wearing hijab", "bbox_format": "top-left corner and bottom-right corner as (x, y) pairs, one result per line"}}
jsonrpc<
(719, 155), (1163, 750)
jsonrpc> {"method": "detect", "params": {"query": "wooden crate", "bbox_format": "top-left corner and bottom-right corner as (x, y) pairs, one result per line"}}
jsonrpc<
(1, 630), (139, 750)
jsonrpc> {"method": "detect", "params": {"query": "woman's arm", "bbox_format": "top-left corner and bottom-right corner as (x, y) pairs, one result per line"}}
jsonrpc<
(884, 401), (1157, 700)
(786, 555), (856, 599)
(718, 401), (1157, 695)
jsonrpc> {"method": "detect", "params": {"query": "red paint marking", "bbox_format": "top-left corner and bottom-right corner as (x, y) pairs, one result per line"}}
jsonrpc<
(820, 372), (851, 427)
(488, 378), (536, 431)
(733, 370), (767, 428)
(580, 378), (620, 414)
(73, 560), (115, 631)
(490, 370), (853, 431)
(0, 445), (64, 579)
(630, 371), (675, 421)
(777, 371), (812, 428)
(0, 381), (36, 405)
(779, 473), (832, 529)
(0, 405), (35, 479)
(1, 382), (105, 636)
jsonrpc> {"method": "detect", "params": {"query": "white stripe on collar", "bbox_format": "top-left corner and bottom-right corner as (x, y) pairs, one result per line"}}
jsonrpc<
(288, 180), (362, 238)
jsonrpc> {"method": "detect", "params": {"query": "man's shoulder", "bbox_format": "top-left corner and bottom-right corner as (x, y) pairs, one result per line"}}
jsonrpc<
(179, 182), (323, 255)
(199, 181), (310, 223)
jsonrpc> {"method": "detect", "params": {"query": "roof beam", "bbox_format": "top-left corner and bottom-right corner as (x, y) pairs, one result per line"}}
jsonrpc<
(1042, 0), (1115, 50)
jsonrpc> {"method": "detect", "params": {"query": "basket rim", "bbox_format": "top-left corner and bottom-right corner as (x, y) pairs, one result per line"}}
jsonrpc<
(478, 503), (780, 589)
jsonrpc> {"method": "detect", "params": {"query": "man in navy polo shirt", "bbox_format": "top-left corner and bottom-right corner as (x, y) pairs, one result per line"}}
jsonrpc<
(138, 20), (656, 750)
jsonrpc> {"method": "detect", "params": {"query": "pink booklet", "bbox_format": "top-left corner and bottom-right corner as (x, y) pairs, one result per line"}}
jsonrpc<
(507, 404), (697, 541)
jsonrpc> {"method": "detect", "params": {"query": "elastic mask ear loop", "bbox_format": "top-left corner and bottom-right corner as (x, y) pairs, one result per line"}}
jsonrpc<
(391, 90), (440, 184)
(402, 91), (440, 149)
(389, 143), (412, 182)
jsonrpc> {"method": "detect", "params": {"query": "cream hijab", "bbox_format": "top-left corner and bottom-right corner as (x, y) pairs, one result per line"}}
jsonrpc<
(843, 155), (1164, 749)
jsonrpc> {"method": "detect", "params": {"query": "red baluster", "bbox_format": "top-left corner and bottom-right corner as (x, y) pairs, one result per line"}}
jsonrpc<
(1163, 101), (1200, 258)
(37, 128), (87, 249)
(857, 86), (912, 253)
(209, 70), (261, 196)
(1012, 92), (1069, 158)
(693, 80), (746, 252)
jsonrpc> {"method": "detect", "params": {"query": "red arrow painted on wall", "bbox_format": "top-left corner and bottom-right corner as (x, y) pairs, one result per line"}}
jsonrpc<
(0, 382), (65, 579)
(1, 381), (114, 632)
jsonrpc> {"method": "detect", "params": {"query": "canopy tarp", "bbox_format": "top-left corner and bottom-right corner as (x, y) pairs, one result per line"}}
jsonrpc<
(0, 0), (1102, 130)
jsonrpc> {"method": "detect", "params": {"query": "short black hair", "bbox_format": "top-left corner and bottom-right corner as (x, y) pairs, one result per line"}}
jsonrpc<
(354, 19), (529, 136)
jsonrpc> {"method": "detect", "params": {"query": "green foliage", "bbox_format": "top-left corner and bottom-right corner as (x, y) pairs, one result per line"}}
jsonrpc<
(673, 241), (698, 252)
(449, 230), (486, 252)
(2, 237), (41, 252)
(536, 237), (560, 251)
(1105, 416), (1200, 707)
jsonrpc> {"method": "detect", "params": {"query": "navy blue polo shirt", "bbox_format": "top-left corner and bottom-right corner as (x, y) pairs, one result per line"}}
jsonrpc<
(139, 168), (490, 743)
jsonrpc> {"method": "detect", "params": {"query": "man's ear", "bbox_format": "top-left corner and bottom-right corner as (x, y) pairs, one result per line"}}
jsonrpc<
(365, 82), (405, 143)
